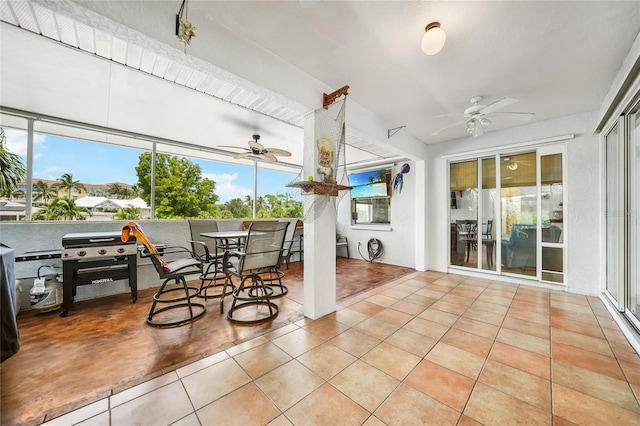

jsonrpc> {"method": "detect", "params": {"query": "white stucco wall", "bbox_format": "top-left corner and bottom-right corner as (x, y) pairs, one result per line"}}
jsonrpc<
(336, 161), (418, 269)
(426, 110), (602, 296)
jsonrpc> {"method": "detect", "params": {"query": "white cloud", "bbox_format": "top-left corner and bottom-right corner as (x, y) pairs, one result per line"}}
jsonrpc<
(2, 128), (46, 157)
(203, 172), (251, 203)
(36, 166), (68, 180)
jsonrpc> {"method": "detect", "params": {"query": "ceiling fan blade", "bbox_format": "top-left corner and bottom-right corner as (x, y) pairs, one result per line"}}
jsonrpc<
(436, 113), (461, 118)
(265, 148), (292, 157)
(432, 120), (466, 136)
(233, 152), (253, 159)
(480, 98), (517, 115)
(490, 112), (535, 121)
(248, 140), (265, 151)
(219, 145), (250, 151)
(261, 153), (278, 163)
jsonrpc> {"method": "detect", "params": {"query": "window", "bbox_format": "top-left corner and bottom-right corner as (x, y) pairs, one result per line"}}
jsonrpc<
(349, 168), (391, 225)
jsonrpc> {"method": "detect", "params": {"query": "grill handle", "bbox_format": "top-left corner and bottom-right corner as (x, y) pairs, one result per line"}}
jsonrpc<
(88, 238), (116, 243)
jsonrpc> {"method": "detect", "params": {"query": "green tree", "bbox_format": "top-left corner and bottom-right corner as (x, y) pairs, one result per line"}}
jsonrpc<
(32, 197), (90, 221)
(56, 173), (85, 199)
(135, 152), (218, 219)
(114, 206), (142, 220)
(220, 197), (252, 218)
(108, 183), (123, 198)
(32, 180), (56, 204)
(0, 128), (26, 196)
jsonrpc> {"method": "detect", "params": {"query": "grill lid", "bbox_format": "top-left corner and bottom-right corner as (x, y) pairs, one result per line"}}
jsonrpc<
(62, 231), (136, 247)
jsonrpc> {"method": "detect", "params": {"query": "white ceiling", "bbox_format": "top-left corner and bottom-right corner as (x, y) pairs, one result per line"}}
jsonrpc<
(1, 1), (639, 171)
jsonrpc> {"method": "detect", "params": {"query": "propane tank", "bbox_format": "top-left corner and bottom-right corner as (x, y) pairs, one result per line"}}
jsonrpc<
(30, 265), (63, 312)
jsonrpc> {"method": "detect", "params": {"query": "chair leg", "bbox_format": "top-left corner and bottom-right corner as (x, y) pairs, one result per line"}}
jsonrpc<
(147, 276), (206, 328)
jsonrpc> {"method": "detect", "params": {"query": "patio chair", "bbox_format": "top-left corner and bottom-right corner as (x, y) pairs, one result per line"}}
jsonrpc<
(187, 220), (235, 300)
(122, 222), (205, 327)
(221, 221), (289, 323)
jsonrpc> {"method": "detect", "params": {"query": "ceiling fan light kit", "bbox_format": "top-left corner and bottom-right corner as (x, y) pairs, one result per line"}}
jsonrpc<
(421, 22), (446, 55)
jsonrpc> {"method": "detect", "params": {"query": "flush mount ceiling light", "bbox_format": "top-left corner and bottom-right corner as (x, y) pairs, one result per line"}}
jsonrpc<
(421, 22), (446, 55)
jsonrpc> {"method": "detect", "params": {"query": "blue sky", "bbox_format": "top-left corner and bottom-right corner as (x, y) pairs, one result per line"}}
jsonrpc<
(5, 128), (301, 203)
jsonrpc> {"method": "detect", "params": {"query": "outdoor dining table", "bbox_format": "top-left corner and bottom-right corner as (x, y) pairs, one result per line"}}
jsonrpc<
(200, 230), (250, 274)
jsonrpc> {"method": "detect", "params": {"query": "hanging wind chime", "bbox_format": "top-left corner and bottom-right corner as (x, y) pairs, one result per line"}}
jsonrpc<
(176, 0), (196, 53)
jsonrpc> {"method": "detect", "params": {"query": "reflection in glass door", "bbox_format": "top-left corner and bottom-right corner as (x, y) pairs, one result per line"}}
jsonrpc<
(481, 157), (496, 271)
(449, 160), (478, 268)
(500, 152), (537, 277)
(626, 102), (640, 328)
(605, 122), (621, 305)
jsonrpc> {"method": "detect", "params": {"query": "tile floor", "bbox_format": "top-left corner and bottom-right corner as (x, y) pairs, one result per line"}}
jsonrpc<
(39, 270), (640, 425)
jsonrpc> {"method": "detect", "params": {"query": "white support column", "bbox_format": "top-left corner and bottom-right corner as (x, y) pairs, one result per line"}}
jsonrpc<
(303, 108), (337, 319)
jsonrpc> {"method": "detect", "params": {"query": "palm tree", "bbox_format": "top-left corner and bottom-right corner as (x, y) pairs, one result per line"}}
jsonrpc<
(56, 173), (85, 199)
(108, 183), (123, 199)
(114, 206), (141, 220)
(32, 180), (56, 204)
(32, 197), (90, 221)
(0, 127), (26, 197)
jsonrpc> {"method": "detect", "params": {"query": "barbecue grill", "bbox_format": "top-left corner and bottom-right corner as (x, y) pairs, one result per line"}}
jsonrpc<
(61, 231), (137, 317)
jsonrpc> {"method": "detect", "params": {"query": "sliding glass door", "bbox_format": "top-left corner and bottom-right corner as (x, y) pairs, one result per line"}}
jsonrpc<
(626, 101), (640, 328)
(449, 146), (565, 282)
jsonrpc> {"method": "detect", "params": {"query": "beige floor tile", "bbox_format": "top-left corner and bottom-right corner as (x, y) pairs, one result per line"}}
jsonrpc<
(233, 341), (292, 379)
(473, 298), (511, 313)
(267, 414), (294, 426)
(403, 316), (450, 340)
(551, 316), (605, 339)
(389, 299), (428, 316)
(328, 327), (381, 357)
(496, 327), (550, 356)
(463, 306), (505, 326)
(111, 381), (193, 426)
(440, 294), (476, 307)
(285, 383), (370, 426)
(330, 359), (400, 412)
(254, 359), (324, 411)
(405, 360), (475, 412)
(453, 316), (500, 340)
(297, 341), (357, 380)
(366, 294), (400, 308)
(418, 307), (460, 326)
(76, 411), (110, 426)
(552, 341), (625, 380)
(354, 316), (400, 340)
(414, 287), (448, 300)
(333, 307), (370, 327)
(43, 399), (109, 426)
(271, 328), (324, 358)
(620, 358), (640, 386)
(303, 316), (349, 340)
(489, 341), (550, 379)
(479, 360), (551, 411)
(551, 307), (600, 326)
(362, 415), (387, 426)
(425, 342), (485, 380)
(379, 287), (413, 300)
(177, 350), (229, 378)
(551, 327), (613, 356)
(170, 413), (201, 426)
(110, 371), (180, 408)
(361, 341), (421, 380)
(375, 383), (461, 426)
(464, 382), (551, 425)
(507, 306), (550, 326)
(384, 328), (437, 357)
(373, 307), (415, 326)
(441, 328), (494, 357)
(403, 293), (439, 307)
(182, 357), (252, 409)
(196, 383), (280, 426)
(501, 315), (550, 339)
(431, 299), (469, 315)
(552, 383), (640, 425)
(225, 336), (269, 357)
(552, 360), (640, 413)
(262, 324), (300, 341)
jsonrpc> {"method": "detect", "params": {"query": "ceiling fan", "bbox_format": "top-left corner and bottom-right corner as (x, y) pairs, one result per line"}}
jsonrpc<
(219, 134), (292, 163)
(433, 96), (535, 137)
